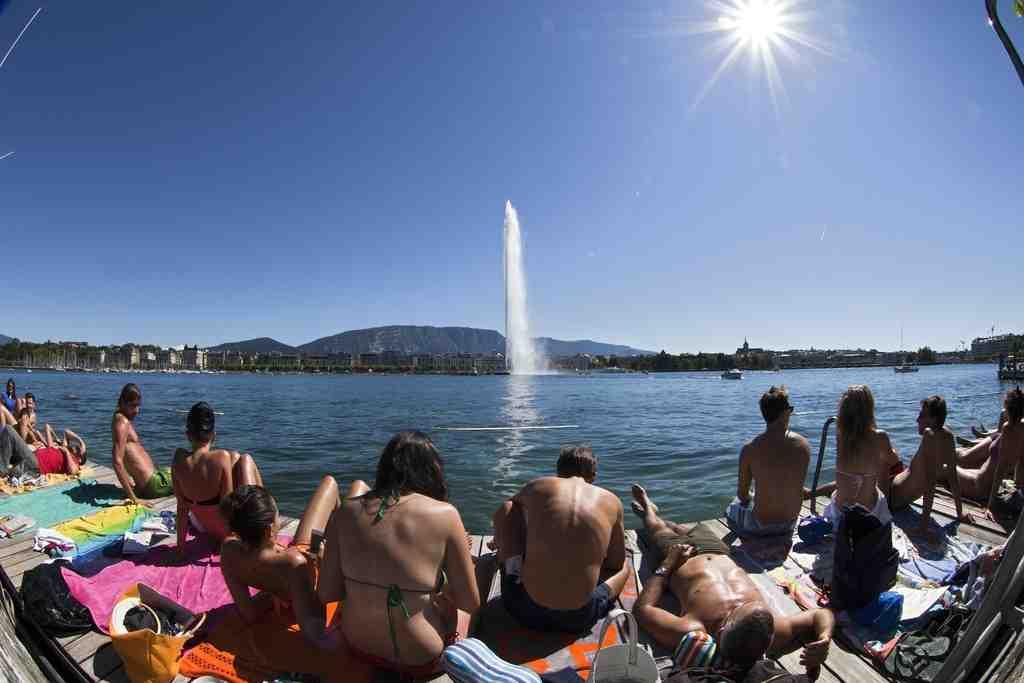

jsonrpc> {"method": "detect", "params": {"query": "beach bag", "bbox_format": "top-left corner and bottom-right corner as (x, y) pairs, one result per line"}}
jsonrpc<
(19, 560), (93, 636)
(591, 609), (660, 682)
(882, 605), (970, 682)
(831, 505), (898, 610)
(109, 583), (206, 683)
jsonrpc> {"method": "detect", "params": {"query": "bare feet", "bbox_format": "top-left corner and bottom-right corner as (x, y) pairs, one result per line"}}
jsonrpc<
(630, 484), (658, 518)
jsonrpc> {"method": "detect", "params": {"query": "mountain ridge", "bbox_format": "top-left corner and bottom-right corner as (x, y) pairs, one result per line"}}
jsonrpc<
(213, 326), (654, 357)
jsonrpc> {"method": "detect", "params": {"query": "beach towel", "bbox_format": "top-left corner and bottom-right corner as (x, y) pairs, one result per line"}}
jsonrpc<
(0, 468), (91, 496)
(475, 551), (641, 682)
(0, 478), (123, 529)
(45, 504), (152, 558)
(179, 602), (370, 683)
(62, 532), (232, 633)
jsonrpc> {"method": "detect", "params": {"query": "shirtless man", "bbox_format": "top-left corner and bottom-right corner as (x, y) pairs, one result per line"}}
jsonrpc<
(111, 383), (171, 505)
(632, 486), (833, 678)
(726, 386), (811, 537)
(889, 396), (969, 534)
(491, 445), (630, 633)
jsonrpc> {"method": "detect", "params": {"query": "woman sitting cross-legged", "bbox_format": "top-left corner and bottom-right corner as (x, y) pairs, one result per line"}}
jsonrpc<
(318, 431), (480, 678)
(172, 401), (263, 547)
(219, 477), (343, 646)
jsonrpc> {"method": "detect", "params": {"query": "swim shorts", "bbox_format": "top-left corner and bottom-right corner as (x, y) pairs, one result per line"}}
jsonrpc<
(651, 522), (730, 561)
(136, 466), (173, 499)
(725, 497), (795, 538)
(501, 556), (614, 633)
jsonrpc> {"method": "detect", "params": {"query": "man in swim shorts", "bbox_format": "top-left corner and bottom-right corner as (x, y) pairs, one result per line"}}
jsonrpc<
(632, 485), (834, 678)
(491, 445), (631, 633)
(726, 386), (811, 537)
(111, 384), (170, 504)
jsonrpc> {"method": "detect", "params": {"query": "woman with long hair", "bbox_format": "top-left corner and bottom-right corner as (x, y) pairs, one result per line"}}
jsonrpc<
(171, 402), (263, 550)
(318, 431), (480, 678)
(826, 385), (901, 523)
(219, 477), (344, 646)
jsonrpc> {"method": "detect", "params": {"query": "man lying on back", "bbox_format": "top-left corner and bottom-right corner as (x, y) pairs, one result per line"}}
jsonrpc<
(726, 386), (811, 537)
(491, 445), (631, 633)
(632, 485), (834, 679)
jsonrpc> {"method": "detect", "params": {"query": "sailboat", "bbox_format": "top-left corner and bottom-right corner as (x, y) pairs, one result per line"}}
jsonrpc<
(894, 326), (919, 373)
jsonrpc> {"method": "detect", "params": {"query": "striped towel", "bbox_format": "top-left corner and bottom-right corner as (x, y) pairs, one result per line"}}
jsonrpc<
(443, 638), (543, 683)
(673, 630), (717, 669)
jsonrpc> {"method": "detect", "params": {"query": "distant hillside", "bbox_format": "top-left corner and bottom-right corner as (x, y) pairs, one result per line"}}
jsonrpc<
(208, 337), (297, 354)
(534, 337), (654, 357)
(298, 326), (505, 356)
(0, 334), (12, 345)
(295, 325), (653, 357)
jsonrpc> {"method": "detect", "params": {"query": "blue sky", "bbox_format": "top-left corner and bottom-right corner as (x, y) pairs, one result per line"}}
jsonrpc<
(1, 1), (1021, 353)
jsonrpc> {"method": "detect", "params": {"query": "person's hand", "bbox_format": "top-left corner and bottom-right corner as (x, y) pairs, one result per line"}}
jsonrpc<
(125, 498), (153, 509)
(663, 543), (696, 571)
(959, 512), (976, 524)
(800, 636), (830, 670)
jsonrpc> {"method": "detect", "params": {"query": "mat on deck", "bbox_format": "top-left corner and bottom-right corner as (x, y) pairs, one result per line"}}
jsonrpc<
(0, 478), (123, 528)
(62, 532), (233, 633)
(474, 554), (640, 682)
(180, 602), (370, 683)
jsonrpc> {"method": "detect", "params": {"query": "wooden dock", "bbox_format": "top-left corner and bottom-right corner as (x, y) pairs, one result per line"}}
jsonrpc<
(0, 464), (1020, 682)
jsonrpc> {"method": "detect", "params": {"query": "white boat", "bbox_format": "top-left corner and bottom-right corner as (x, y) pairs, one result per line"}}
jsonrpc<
(894, 364), (919, 373)
(721, 369), (743, 379)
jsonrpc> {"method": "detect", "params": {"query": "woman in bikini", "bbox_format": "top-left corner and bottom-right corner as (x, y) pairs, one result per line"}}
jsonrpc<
(826, 385), (902, 524)
(318, 431), (480, 677)
(954, 388), (1024, 512)
(171, 402), (264, 550)
(219, 477), (344, 647)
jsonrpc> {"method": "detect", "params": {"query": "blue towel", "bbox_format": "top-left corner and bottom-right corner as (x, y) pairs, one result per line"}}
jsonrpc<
(443, 638), (542, 683)
(849, 591), (903, 639)
(0, 479), (124, 529)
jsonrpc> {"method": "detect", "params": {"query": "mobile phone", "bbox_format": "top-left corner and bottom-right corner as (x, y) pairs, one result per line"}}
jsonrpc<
(310, 529), (324, 555)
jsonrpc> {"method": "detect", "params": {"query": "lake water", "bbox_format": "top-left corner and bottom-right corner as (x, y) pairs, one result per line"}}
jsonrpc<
(2, 364), (1006, 532)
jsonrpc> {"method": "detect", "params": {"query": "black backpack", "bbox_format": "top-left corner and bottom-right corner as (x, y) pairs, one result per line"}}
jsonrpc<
(831, 506), (898, 610)
(882, 606), (970, 682)
(666, 661), (810, 683)
(19, 561), (94, 636)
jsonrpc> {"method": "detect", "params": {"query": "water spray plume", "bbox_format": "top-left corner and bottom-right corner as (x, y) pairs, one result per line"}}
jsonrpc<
(503, 201), (545, 374)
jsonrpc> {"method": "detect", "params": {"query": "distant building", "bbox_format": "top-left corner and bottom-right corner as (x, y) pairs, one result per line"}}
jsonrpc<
(120, 345), (140, 370)
(157, 349), (180, 369)
(972, 334), (1019, 358)
(181, 345), (207, 370)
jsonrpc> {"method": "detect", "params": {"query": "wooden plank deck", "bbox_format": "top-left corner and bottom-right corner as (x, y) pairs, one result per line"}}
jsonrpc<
(0, 466), (1018, 682)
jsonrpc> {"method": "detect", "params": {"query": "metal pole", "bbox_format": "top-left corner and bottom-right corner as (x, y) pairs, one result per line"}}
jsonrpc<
(809, 416), (836, 515)
(986, 0), (1024, 88)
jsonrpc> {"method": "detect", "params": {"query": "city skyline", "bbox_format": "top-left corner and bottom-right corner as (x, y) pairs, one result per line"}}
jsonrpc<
(1, 2), (1021, 353)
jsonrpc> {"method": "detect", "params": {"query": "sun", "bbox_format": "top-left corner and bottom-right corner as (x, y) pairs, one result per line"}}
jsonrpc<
(720, 0), (782, 43)
(688, 0), (835, 115)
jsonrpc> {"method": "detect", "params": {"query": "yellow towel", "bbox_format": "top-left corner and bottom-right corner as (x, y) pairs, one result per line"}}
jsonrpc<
(0, 467), (93, 496)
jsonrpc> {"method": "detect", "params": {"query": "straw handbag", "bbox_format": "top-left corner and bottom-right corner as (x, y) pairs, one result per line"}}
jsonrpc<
(109, 583), (206, 683)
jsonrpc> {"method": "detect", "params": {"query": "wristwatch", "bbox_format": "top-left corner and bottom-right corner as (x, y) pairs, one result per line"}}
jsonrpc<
(653, 565), (671, 577)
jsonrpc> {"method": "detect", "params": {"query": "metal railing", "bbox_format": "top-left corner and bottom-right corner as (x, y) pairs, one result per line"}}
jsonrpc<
(808, 416), (836, 515)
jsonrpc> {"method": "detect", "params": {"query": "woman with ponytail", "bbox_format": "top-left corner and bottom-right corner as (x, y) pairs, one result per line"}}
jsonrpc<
(219, 476), (348, 646)
(317, 431), (480, 677)
(171, 401), (264, 550)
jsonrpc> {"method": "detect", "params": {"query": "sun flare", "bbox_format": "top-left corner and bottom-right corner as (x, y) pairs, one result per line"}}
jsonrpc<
(689, 0), (835, 116)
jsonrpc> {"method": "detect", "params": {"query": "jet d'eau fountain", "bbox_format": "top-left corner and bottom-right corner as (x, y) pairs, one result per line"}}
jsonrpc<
(503, 201), (546, 374)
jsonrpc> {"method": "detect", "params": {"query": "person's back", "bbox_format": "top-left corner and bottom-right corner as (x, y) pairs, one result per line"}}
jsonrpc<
(318, 431), (478, 676)
(745, 430), (810, 525)
(519, 475), (620, 609)
(729, 386), (810, 534)
(335, 492), (459, 663)
(833, 385), (898, 520)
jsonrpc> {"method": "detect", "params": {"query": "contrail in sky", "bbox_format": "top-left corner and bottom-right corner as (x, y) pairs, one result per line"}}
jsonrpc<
(0, 7), (43, 71)
(0, 151), (13, 162)
(820, 226), (828, 241)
